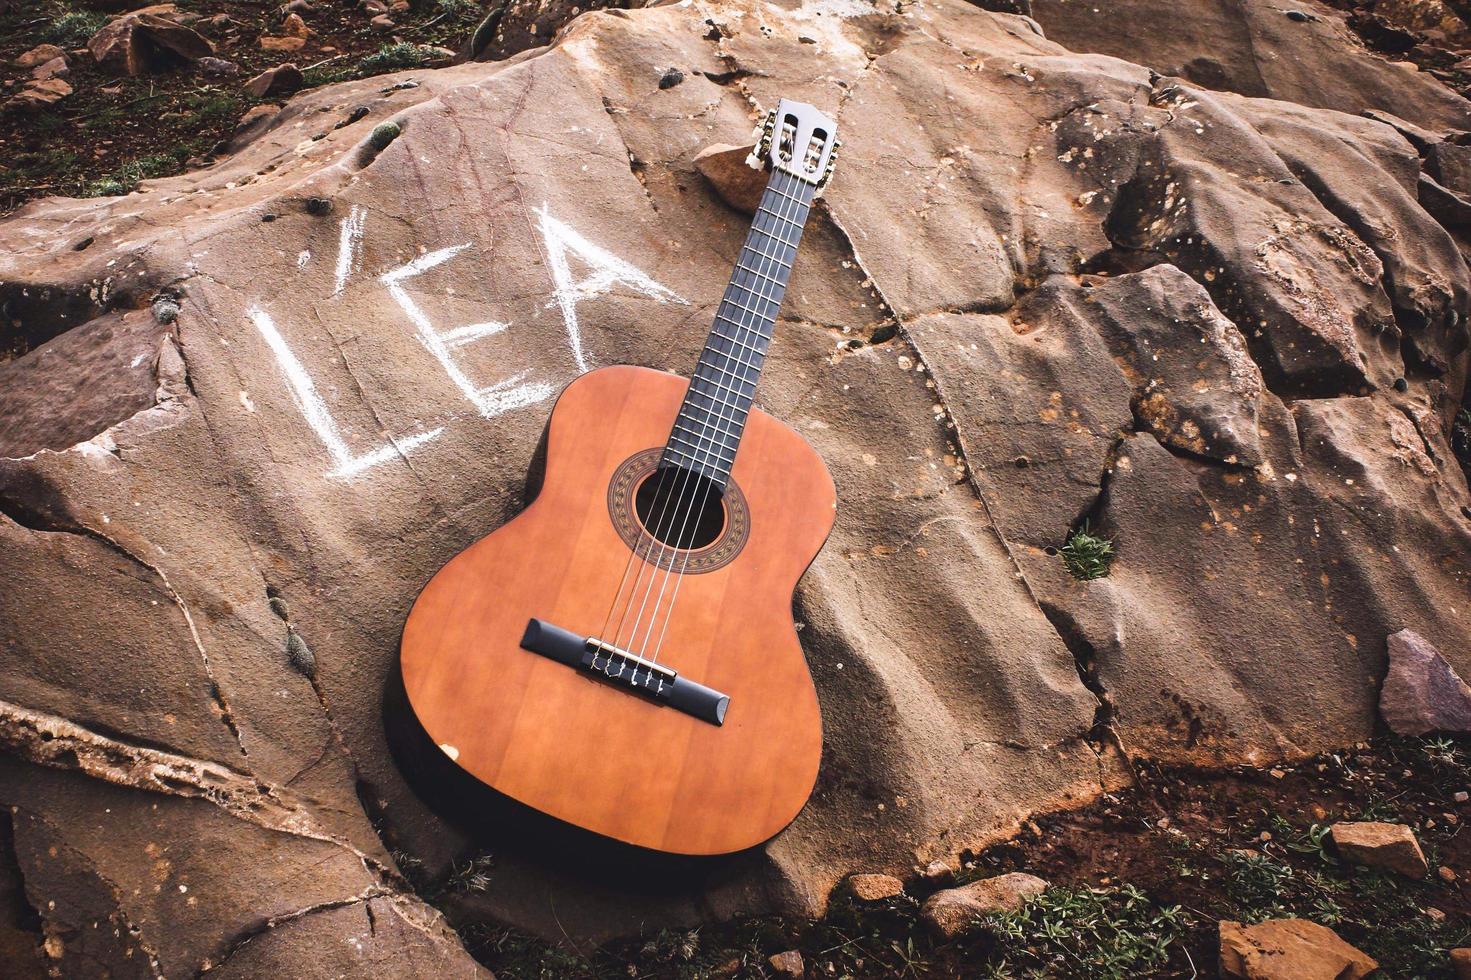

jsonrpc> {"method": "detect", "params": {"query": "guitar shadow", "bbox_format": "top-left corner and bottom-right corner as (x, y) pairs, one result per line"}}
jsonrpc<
(382, 661), (764, 898)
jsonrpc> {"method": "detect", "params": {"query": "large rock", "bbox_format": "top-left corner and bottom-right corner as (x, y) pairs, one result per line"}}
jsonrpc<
(0, 0), (1469, 964)
(1219, 918), (1377, 980)
(1381, 628), (1471, 735)
(1330, 820), (1430, 878)
(88, 7), (214, 76)
(920, 872), (1048, 939)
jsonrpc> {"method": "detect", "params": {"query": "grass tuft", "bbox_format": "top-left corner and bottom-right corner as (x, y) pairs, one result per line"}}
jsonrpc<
(1060, 522), (1115, 580)
(42, 11), (108, 47)
(983, 884), (1191, 980)
(359, 42), (437, 75)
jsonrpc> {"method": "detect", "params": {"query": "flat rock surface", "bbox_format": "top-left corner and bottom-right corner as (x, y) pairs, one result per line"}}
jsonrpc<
(0, 0), (1469, 969)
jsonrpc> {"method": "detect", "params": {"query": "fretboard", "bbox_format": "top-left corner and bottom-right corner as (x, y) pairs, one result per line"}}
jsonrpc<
(661, 167), (817, 487)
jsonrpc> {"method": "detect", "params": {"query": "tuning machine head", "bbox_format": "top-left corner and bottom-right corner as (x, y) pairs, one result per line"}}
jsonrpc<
(756, 109), (777, 160)
(817, 138), (841, 190)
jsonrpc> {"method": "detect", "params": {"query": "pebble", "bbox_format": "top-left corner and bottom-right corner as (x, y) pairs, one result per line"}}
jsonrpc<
(370, 14), (396, 32)
(1454, 791), (1468, 803)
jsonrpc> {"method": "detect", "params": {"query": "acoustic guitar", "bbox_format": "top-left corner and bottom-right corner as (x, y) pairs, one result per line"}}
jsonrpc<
(400, 100), (841, 856)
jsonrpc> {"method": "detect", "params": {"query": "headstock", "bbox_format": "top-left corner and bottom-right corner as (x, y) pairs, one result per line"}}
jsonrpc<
(755, 99), (840, 190)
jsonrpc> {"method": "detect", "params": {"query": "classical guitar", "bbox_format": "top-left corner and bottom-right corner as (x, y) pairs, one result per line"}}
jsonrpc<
(400, 100), (840, 856)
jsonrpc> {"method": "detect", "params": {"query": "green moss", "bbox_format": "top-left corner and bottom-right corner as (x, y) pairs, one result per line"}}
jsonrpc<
(366, 121), (402, 152)
(286, 629), (316, 679)
(1059, 522), (1115, 581)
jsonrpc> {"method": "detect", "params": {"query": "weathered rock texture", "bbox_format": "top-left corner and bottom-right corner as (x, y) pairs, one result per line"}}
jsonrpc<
(921, 871), (1048, 939)
(1, 0), (1470, 970)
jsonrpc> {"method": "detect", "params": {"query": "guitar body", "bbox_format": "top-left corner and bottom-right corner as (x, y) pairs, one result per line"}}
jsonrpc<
(400, 365), (835, 855)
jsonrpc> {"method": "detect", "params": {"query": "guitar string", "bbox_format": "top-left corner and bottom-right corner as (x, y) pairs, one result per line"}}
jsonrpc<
(609, 165), (804, 681)
(635, 170), (812, 669)
(623, 166), (813, 672)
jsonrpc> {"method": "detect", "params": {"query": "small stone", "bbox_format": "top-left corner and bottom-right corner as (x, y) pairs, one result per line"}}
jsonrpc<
(658, 66), (684, 89)
(4, 77), (73, 111)
(1269, 768), (1286, 779)
(364, 0), (388, 12)
(767, 950), (803, 977)
(15, 44), (65, 69)
(285, 0), (314, 13)
(921, 872), (1048, 940)
(848, 873), (904, 901)
(1441, 866), (1459, 883)
(1330, 821), (1429, 878)
(31, 57), (69, 81)
(260, 35), (308, 52)
(196, 56), (240, 77)
(389, 0), (411, 13)
(1219, 919), (1375, 980)
(695, 142), (765, 215)
(1455, 791), (1468, 803)
(1450, 948), (1471, 980)
(1284, 9), (1319, 21)
(1380, 629), (1471, 736)
(370, 14), (396, 32)
(209, 13), (233, 29)
(423, 46), (456, 67)
(281, 12), (311, 38)
(921, 860), (952, 882)
(305, 196), (333, 216)
(1428, 906), (1448, 922)
(244, 63), (304, 98)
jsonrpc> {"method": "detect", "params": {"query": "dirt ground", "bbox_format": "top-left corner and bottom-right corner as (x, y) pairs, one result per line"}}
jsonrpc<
(458, 733), (1471, 978)
(0, 0), (488, 213)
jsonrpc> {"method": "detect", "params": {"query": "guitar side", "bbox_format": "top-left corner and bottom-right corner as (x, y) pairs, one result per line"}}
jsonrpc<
(399, 365), (835, 855)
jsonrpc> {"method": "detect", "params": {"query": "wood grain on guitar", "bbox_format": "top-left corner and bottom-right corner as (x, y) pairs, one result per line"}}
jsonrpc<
(399, 99), (841, 856)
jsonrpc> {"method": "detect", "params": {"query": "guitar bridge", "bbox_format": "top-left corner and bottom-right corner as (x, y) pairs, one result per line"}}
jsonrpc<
(519, 618), (730, 726)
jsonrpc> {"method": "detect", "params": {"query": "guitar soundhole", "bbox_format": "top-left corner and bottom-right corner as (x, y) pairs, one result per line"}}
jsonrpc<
(607, 449), (750, 574)
(634, 466), (726, 551)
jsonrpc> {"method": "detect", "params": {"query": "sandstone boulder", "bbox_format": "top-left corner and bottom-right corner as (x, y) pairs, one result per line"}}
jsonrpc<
(1381, 628), (1471, 735)
(2, 77), (73, 112)
(921, 872), (1048, 939)
(88, 8), (213, 76)
(1219, 918), (1377, 980)
(1330, 820), (1430, 877)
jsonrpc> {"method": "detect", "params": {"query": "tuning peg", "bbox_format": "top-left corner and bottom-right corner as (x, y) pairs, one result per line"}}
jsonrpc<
(757, 110), (776, 159)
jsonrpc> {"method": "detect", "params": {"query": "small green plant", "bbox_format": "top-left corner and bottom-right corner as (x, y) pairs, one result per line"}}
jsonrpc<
(1060, 522), (1115, 580)
(984, 884), (1191, 979)
(1270, 816), (1338, 865)
(82, 152), (185, 197)
(436, 0), (479, 17)
(359, 42), (436, 75)
(42, 11), (108, 46)
(1221, 850), (1298, 921)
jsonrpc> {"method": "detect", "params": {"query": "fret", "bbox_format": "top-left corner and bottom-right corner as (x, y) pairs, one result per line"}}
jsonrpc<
(690, 371), (756, 406)
(672, 418), (740, 451)
(742, 241), (793, 271)
(696, 360), (760, 391)
(667, 434), (735, 470)
(661, 444), (729, 476)
(710, 320), (769, 356)
(733, 261), (787, 291)
(722, 294), (776, 323)
(695, 343), (761, 384)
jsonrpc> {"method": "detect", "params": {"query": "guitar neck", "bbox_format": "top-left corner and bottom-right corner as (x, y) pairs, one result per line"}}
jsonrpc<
(661, 166), (818, 487)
